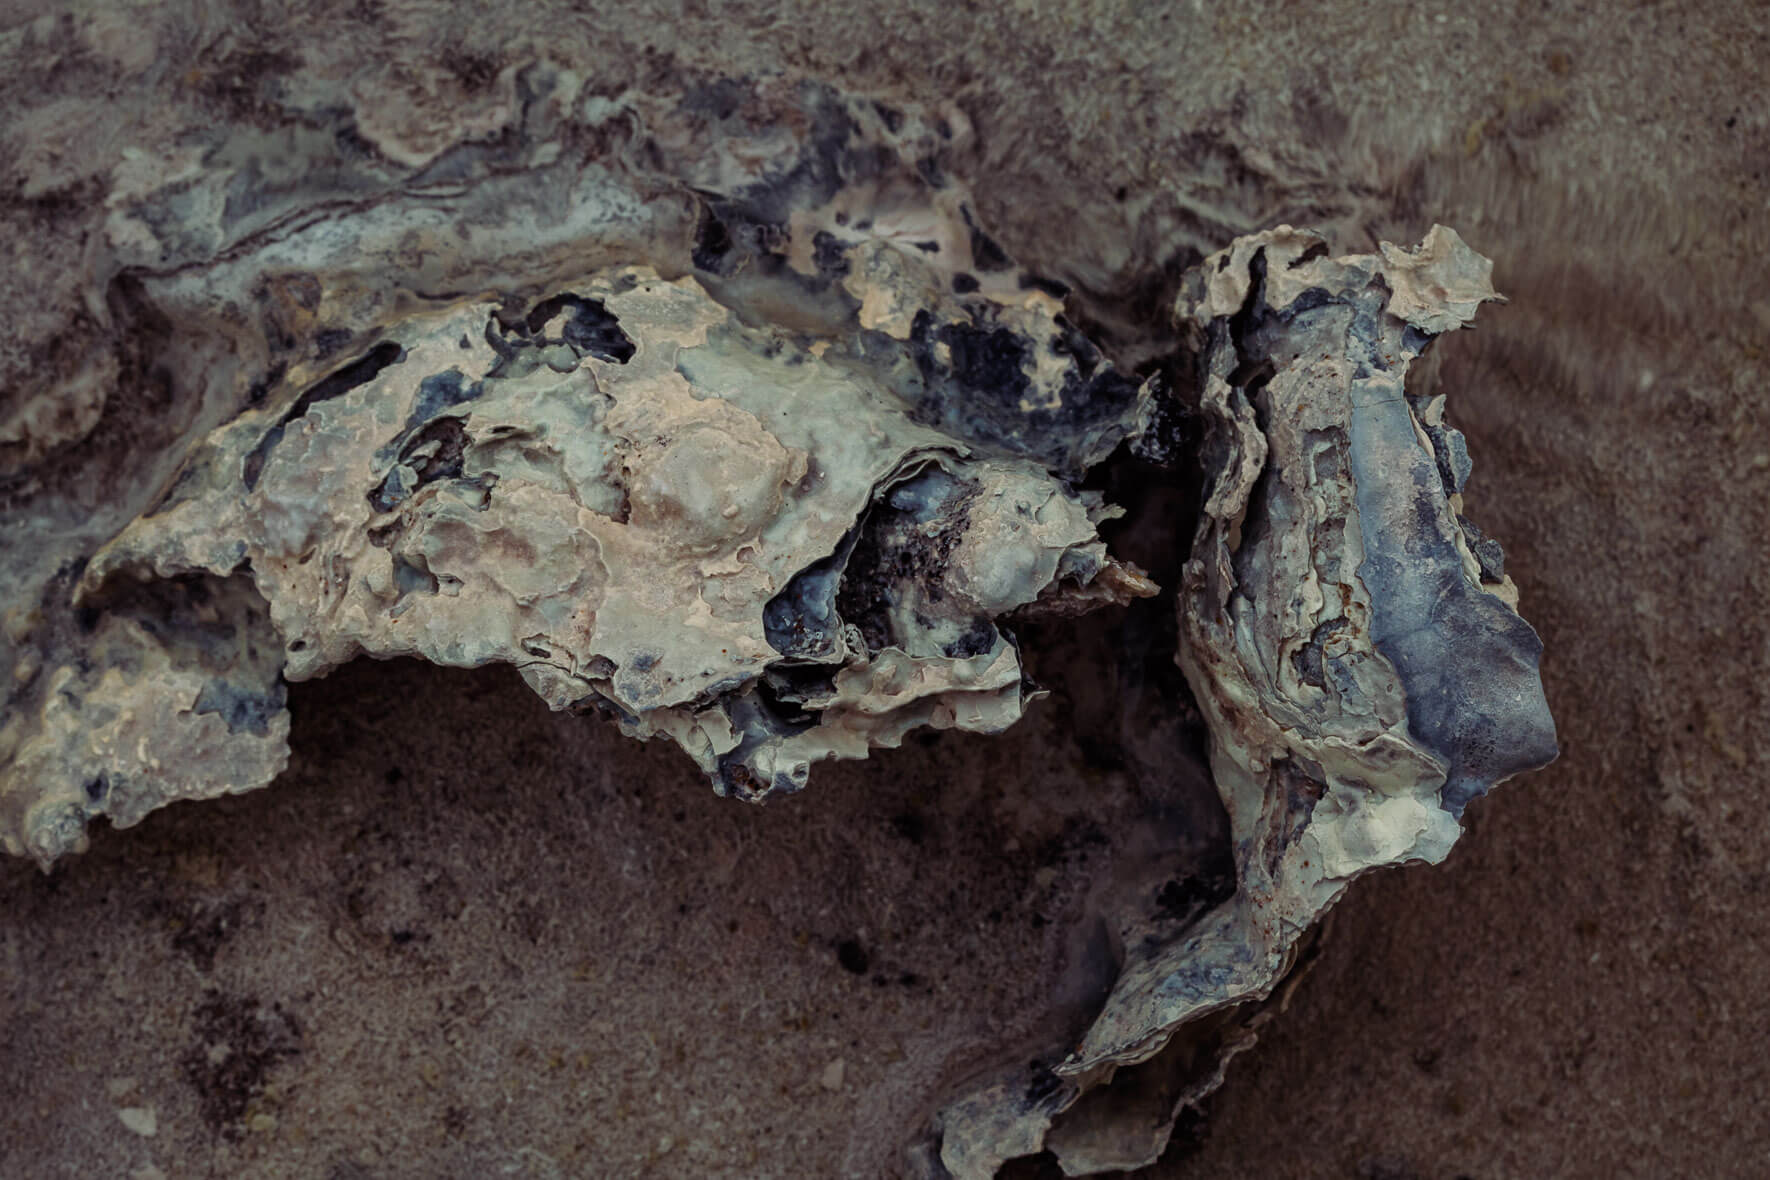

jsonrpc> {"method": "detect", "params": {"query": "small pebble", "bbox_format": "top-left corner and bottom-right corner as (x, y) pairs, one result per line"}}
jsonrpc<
(118, 1106), (157, 1137)
(821, 1059), (846, 1091)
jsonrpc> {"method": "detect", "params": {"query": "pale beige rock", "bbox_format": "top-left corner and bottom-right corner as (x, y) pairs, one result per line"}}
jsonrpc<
(2, 72), (1152, 863)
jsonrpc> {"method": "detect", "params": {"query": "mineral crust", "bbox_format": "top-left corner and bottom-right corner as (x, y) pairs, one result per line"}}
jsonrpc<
(0, 66), (1554, 1179)
(928, 224), (1556, 1177)
(1, 72), (1155, 866)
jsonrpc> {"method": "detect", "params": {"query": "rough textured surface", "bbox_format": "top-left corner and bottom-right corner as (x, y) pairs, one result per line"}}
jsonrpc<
(71, 266), (1126, 818)
(929, 226), (1556, 1177)
(2, 1), (1766, 1178)
(4, 71), (1158, 865)
(4, 46), (1556, 1172)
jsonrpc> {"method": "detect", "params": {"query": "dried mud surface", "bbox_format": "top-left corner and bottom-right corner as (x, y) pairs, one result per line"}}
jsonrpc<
(3, 0), (1767, 1177)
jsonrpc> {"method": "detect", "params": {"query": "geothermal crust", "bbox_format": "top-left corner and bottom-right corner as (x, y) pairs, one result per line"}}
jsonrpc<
(0, 67), (1554, 1177)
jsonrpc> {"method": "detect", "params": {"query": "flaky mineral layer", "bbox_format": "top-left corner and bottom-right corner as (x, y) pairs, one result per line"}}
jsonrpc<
(75, 266), (1133, 808)
(0, 66), (1553, 1178)
(928, 225), (1556, 1177)
(1, 71), (1155, 868)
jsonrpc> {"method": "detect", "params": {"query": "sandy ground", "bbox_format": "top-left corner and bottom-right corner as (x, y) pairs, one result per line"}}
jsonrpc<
(2, 0), (1767, 1176)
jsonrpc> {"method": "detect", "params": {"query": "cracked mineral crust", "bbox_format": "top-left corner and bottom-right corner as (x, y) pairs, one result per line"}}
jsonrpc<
(926, 222), (1557, 1178)
(0, 66), (1554, 1178)
(1, 72), (1156, 867)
